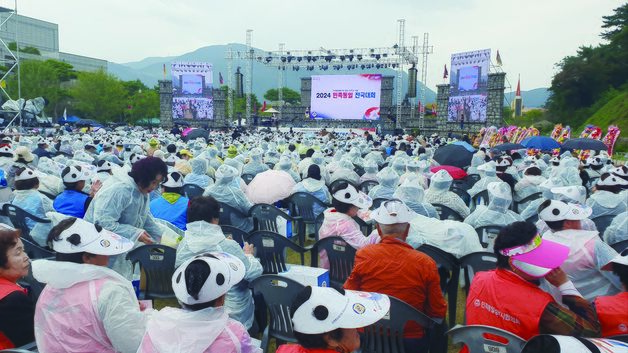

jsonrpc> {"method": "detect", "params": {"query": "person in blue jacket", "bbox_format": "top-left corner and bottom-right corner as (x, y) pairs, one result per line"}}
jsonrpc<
(150, 171), (189, 230)
(53, 165), (93, 218)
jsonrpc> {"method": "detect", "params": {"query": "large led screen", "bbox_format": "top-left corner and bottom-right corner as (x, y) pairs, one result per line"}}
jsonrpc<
(172, 62), (213, 120)
(310, 74), (381, 120)
(447, 49), (490, 123)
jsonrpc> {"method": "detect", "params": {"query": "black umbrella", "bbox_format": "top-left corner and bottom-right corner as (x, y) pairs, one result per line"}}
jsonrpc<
(562, 138), (607, 151)
(433, 144), (474, 168)
(184, 128), (209, 141)
(493, 142), (525, 152)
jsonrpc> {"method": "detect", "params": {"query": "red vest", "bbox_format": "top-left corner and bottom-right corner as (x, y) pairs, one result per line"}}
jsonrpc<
(466, 269), (554, 340)
(595, 292), (628, 337)
(0, 278), (27, 349)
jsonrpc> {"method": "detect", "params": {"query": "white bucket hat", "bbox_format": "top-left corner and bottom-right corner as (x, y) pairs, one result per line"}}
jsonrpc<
(292, 286), (390, 334)
(370, 199), (417, 224)
(162, 171), (184, 188)
(14, 167), (38, 182)
(538, 200), (592, 222)
(332, 183), (372, 209)
(62, 165), (90, 183)
(51, 218), (133, 256)
(172, 252), (246, 305)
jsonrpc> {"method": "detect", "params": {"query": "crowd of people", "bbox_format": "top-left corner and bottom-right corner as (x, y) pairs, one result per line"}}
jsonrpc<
(0, 124), (626, 353)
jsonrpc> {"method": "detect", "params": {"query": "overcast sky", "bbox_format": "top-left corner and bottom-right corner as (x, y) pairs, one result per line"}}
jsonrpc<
(6, 0), (623, 91)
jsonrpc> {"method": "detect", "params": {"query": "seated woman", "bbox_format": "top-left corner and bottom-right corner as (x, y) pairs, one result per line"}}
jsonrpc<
(595, 250), (628, 337)
(277, 155), (301, 183)
(11, 168), (53, 246)
(467, 161), (500, 198)
(277, 286), (389, 353)
(586, 172), (628, 219)
(33, 218), (147, 353)
(176, 196), (262, 329)
(242, 148), (269, 176)
(292, 165), (331, 219)
(203, 164), (254, 233)
(424, 170), (470, 219)
(138, 252), (262, 353)
(604, 211), (627, 245)
(318, 182), (380, 269)
(53, 165), (96, 219)
(368, 167), (399, 200)
(150, 171), (189, 231)
(96, 160), (114, 183)
(359, 160), (379, 184)
(464, 181), (523, 229)
(0, 226), (34, 349)
(183, 158), (213, 188)
(514, 166), (546, 207)
(393, 179), (438, 218)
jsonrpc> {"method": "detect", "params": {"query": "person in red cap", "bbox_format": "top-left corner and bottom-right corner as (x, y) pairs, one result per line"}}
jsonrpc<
(465, 221), (601, 340)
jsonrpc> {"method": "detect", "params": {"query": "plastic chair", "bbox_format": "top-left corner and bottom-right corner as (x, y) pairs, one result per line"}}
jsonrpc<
(475, 225), (504, 250)
(287, 192), (330, 243)
(265, 162), (275, 170)
(21, 237), (54, 260)
(360, 296), (437, 353)
(525, 214), (538, 224)
(452, 179), (469, 191)
(417, 244), (460, 326)
(592, 214), (616, 235)
(459, 252), (497, 295)
(450, 186), (471, 206)
(247, 231), (307, 273)
(608, 334), (628, 343)
(611, 239), (628, 253)
(432, 203), (464, 222)
(219, 203), (251, 227)
(126, 245), (176, 299)
(513, 192), (542, 213)
(38, 190), (56, 200)
(309, 236), (357, 289)
(182, 183), (204, 199)
(352, 215), (374, 235)
(447, 324), (526, 353)
(359, 180), (379, 194)
(250, 275), (305, 353)
(371, 197), (390, 210)
(241, 173), (255, 185)
(465, 174), (481, 187)
(3, 204), (51, 243)
(355, 166), (365, 177)
(471, 190), (489, 211)
(220, 225), (250, 247)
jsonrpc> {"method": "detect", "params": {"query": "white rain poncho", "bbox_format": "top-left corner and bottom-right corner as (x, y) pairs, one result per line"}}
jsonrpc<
(542, 229), (622, 301)
(99, 151), (124, 166)
(545, 186), (597, 232)
(242, 148), (269, 176)
(393, 181), (438, 218)
(519, 176), (564, 221)
(276, 156), (301, 183)
(84, 172), (163, 278)
(359, 160), (379, 183)
(586, 190), (628, 218)
(264, 149), (280, 165)
(37, 157), (63, 177)
(183, 158), (213, 188)
(32, 259), (147, 353)
(175, 221), (263, 329)
(203, 147), (222, 171)
(391, 158), (407, 176)
(514, 174), (546, 203)
(346, 148), (364, 168)
(468, 161), (500, 198)
(603, 211), (627, 245)
(557, 166), (583, 187)
(203, 164), (254, 232)
(407, 214), (483, 258)
(466, 154), (485, 175)
(368, 167), (399, 200)
(424, 170), (470, 218)
(364, 150), (385, 166)
(329, 160), (360, 185)
(11, 189), (53, 246)
(464, 182), (523, 228)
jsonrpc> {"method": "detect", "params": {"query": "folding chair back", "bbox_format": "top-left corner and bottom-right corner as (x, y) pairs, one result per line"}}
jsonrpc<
(417, 244), (460, 326)
(3, 204), (51, 243)
(310, 236), (357, 289)
(475, 225), (504, 250)
(447, 325), (526, 353)
(126, 245), (176, 299)
(432, 203), (464, 222)
(220, 225), (250, 247)
(241, 173), (255, 185)
(182, 184), (204, 199)
(247, 231), (306, 273)
(459, 252), (498, 294)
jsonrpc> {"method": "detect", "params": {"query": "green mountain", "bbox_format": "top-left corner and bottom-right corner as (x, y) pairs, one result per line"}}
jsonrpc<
(503, 87), (550, 108)
(108, 43), (437, 103)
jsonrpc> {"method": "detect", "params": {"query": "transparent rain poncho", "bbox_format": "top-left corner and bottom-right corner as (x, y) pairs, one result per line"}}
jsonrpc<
(424, 170), (470, 218)
(183, 158), (213, 188)
(346, 147), (365, 168)
(203, 147), (223, 171)
(586, 189), (628, 218)
(329, 159), (360, 185)
(277, 156), (301, 183)
(368, 167), (400, 200)
(468, 162), (500, 197)
(603, 211), (627, 245)
(394, 181), (438, 218)
(203, 164), (254, 232)
(464, 182), (523, 228)
(360, 160), (379, 183)
(466, 154), (485, 175)
(242, 148), (269, 176)
(391, 158), (407, 176)
(519, 177), (565, 221)
(364, 150), (385, 166)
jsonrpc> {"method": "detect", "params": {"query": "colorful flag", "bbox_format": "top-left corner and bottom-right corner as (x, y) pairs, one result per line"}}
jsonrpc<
(443, 64), (448, 79)
(496, 50), (503, 66)
(219, 72), (224, 85)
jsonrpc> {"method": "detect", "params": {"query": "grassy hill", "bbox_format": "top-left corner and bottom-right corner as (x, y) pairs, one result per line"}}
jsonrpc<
(580, 89), (628, 154)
